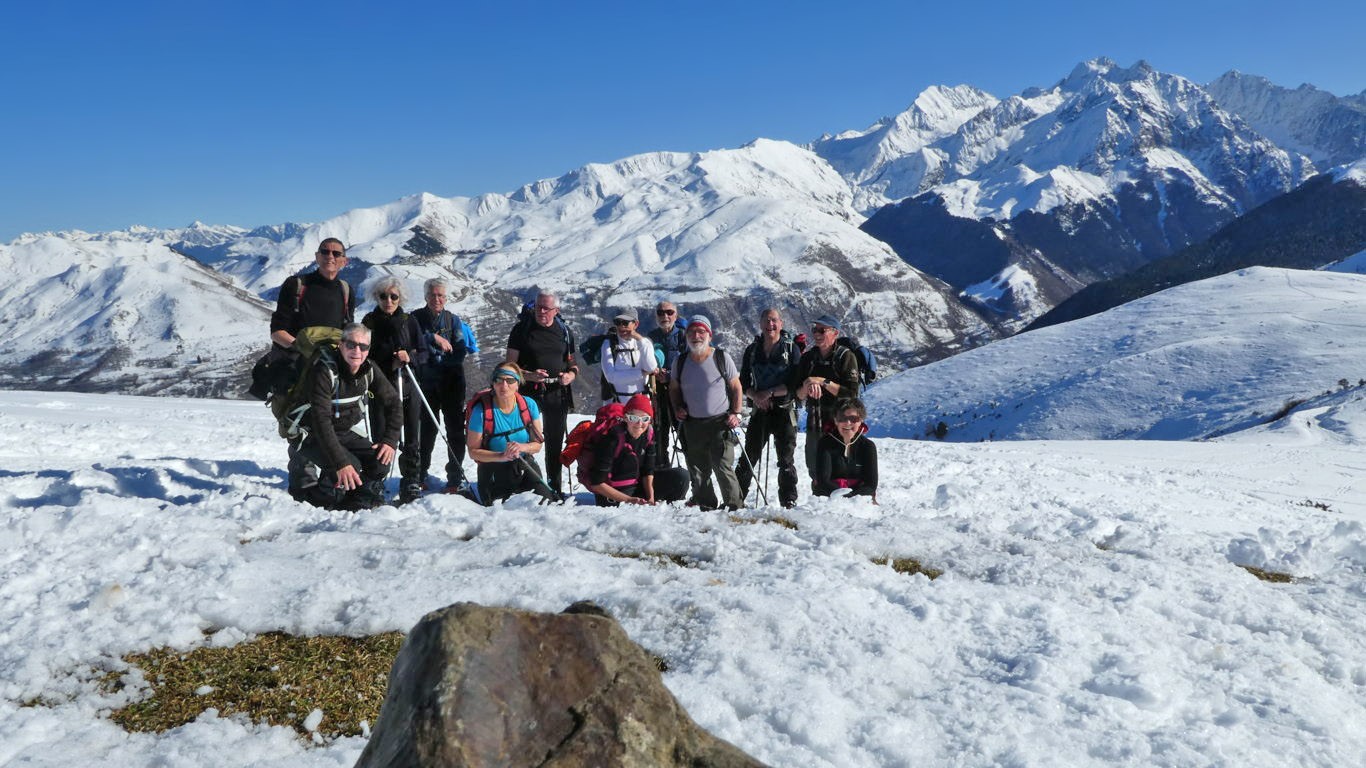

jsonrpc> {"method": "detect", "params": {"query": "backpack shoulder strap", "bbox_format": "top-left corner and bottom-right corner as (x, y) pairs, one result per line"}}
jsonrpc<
(713, 347), (729, 379)
(481, 391), (496, 443)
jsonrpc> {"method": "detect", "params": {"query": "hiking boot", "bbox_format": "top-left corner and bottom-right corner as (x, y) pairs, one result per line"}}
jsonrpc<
(398, 484), (423, 505)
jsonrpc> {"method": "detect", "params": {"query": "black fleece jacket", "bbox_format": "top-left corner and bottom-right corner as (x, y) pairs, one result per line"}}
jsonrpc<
(306, 357), (402, 472)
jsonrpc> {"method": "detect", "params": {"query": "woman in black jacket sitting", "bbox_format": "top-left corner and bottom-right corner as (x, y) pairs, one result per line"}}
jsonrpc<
(813, 398), (877, 501)
(587, 393), (657, 506)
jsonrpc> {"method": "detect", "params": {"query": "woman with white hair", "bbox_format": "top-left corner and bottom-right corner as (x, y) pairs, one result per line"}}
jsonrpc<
(361, 276), (425, 504)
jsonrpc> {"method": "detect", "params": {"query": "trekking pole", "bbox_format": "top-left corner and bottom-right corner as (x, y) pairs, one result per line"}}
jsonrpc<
(403, 365), (457, 455)
(731, 426), (768, 507)
(763, 438), (771, 508)
(517, 454), (566, 504)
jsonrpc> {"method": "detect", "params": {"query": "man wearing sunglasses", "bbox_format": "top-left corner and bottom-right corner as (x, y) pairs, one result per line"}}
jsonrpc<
(269, 238), (356, 350)
(646, 300), (687, 468)
(506, 291), (580, 495)
(254, 237), (358, 499)
(794, 314), (861, 487)
(294, 324), (403, 510)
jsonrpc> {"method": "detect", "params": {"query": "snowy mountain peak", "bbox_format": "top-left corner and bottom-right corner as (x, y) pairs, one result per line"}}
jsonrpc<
(1060, 56), (1157, 89)
(1206, 69), (1366, 166)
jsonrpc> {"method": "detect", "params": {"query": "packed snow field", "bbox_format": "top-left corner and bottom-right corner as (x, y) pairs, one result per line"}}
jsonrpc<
(3, 389), (1365, 766)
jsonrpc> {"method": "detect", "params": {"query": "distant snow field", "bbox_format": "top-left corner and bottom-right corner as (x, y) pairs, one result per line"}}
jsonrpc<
(2, 385), (1364, 766)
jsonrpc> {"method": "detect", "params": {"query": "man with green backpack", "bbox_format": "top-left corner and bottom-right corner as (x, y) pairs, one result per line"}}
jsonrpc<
(251, 238), (357, 500)
(281, 323), (403, 510)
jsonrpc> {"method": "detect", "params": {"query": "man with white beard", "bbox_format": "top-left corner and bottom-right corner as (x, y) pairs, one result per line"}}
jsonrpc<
(669, 315), (744, 510)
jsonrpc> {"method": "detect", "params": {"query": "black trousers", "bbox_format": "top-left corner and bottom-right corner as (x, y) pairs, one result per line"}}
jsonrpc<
(526, 384), (571, 493)
(475, 457), (556, 506)
(418, 367), (467, 486)
(737, 404), (799, 507)
(373, 371), (423, 490)
(296, 430), (390, 509)
(650, 383), (679, 470)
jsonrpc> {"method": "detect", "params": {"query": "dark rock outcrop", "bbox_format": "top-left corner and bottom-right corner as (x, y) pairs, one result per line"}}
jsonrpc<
(354, 602), (766, 768)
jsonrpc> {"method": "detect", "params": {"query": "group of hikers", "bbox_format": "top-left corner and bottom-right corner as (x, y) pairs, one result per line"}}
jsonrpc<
(252, 238), (878, 511)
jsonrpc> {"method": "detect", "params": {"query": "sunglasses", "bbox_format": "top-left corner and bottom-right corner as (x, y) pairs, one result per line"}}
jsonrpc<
(812, 326), (835, 335)
(318, 249), (346, 258)
(656, 309), (676, 316)
(614, 319), (634, 326)
(535, 305), (557, 313)
(342, 339), (370, 352)
(379, 293), (400, 301)
(492, 376), (519, 385)
(623, 413), (651, 424)
(836, 414), (862, 423)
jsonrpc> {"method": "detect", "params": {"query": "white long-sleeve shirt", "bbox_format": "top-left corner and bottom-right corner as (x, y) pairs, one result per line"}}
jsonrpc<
(600, 333), (658, 401)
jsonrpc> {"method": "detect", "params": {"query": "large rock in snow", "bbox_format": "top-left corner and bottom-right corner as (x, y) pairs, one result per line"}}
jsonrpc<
(354, 601), (766, 768)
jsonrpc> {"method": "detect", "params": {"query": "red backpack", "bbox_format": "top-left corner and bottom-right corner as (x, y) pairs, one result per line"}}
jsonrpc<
(562, 402), (653, 488)
(465, 389), (538, 448)
(562, 403), (624, 469)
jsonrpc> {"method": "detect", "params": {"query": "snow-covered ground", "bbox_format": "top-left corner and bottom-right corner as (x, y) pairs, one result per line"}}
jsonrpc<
(3, 387), (1364, 767)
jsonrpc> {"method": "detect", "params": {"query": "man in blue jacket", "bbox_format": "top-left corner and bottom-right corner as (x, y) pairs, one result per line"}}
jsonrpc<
(646, 300), (687, 469)
(412, 277), (480, 492)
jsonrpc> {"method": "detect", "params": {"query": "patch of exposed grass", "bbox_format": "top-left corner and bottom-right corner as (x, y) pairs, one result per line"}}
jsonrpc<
(727, 514), (799, 530)
(604, 550), (702, 568)
(1239, 565), (1295, 583)
(104, 631), (404, 739)
(872, 556), (943, 580)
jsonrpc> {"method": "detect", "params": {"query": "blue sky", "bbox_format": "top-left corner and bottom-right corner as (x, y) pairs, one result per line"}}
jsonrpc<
(2, 0), (1362, 241)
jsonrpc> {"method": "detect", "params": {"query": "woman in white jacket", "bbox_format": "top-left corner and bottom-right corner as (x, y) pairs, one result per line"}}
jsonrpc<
(600, 309), (658, 404)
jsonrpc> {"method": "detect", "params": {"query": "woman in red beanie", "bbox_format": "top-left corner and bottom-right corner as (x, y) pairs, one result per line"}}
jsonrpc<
(587, 393), (657, 506)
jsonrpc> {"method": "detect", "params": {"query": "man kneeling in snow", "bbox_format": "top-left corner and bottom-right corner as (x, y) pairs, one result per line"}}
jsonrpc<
(294, 323), (403, 510)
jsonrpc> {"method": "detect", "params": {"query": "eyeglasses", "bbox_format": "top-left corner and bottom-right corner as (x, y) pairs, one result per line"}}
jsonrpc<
(656, 309), (676, 316)
(318, 249), (346, 258)
(812, 326), (835, 335)
(623, 413), (651, 424)
(835, 414), (862, 423)
(614, 319), (633, 326)
(379, 293), (400, 301)
(342, 339), (370, 352)
(492, 377), (519, 386)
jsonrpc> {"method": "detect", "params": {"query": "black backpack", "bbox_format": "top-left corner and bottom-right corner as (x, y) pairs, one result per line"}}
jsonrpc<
(835, 336), (877, 386)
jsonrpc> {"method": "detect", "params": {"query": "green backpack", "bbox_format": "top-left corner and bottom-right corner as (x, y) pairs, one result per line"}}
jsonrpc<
(269, 326), (360, 440)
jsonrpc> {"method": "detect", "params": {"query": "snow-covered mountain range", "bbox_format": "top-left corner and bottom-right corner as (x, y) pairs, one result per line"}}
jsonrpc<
(867, 266), (1366, 442)
(1206, 71), (1366, 167)
(854, 58), (1334, 326)
(1031, 161), (1366, 329)
(2, 58), (1362, 397)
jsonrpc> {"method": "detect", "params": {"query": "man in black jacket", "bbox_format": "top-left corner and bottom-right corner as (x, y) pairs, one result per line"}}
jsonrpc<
(738, 308), (801, 508)
(505, 291), (579, 495)
(259, 238), (357, 499)
(794, 314), (860, 487)
(295, 323), (403, 510)
(269, 238), (355, 349)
